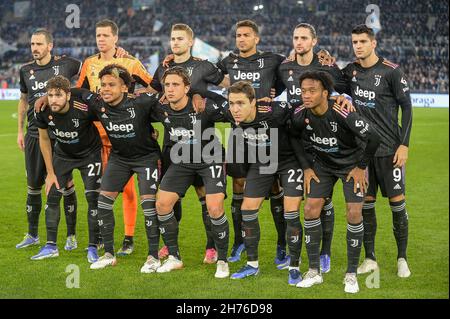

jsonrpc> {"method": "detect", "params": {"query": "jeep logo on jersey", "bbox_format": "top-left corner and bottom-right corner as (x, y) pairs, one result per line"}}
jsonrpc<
(354, 86), (376, 100)
(289, 86), (301, 96)
(127, 108), (136, 119)
(257, 58), (264, 69)
(31, 80), (48, 91)
(54, 129), (78, 139)
(105, 122), (134, 132)
(169, 127), (195, 138)
(242, 131), (269, 141)
(310, 133), (338, 147)
(72, 119), (79, 128)
(53, 66), (60, 76)
(233, 70), (261, 81)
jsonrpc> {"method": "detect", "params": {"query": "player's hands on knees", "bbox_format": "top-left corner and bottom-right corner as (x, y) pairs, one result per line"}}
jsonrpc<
(45, 173), (60, 196)
(17, 132), (25, 151)
(304, 168), (320, 195)
(34, 95), (49, 113)
(163, 54), (175, 68)
(393, 145), (408, 168)
(152, 129), (159, 141)
(332, 94), (356, 112)
(115, 47), (129, 58)
(346, 167), (367, 194)
(317, 49), (336, 66)
(192, 94), (206, 113)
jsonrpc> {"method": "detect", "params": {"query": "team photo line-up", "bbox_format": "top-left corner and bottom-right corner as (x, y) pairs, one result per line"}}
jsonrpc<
(16, 17), (412, 294)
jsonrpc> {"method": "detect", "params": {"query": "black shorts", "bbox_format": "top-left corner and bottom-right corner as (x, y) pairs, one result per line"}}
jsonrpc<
(161, 146), (204, 188)
(367, 155), (406, 198)
(308, 162), (365, 203)
(101, 153), (161, 195)
(24, 134), (48, 188)
(244, 157), (304, 198)
(226, 162), (250, 179)
(53, 150), (102, 192)
(160, 162), (226, 197)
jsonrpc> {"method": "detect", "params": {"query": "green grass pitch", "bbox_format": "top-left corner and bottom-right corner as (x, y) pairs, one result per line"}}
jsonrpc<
(0, 100), (448, 299)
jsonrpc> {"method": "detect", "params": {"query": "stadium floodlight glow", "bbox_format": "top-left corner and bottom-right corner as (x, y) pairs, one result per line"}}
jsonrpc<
(259, 4), (264, 9)
(297, 0), (304, 4)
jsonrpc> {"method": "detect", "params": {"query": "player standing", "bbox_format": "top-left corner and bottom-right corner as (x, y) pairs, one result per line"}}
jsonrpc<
(342, 25), (412, 277)
(76, 19), (153, 256)
(16, 28), (81, 251)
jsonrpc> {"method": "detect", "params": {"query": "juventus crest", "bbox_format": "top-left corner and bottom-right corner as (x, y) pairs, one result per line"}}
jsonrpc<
(127, 107), (136, 119)
(53, 66), (60, 76)
(72, 119), (79, 128)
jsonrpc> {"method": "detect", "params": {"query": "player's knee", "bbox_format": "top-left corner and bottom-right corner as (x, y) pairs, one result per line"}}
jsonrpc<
(206, 204), (224, 218)
(233, 178), (245, 192)
(389, 194), (405, 203)
(346, 205), (363, 223)
(304, 201), (322, 219)
(195, 186), (206, 198)
(156, 197), (174, 214)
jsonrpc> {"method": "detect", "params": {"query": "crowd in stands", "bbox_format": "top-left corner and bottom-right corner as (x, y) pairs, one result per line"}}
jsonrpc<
(0, 0), (448, 93)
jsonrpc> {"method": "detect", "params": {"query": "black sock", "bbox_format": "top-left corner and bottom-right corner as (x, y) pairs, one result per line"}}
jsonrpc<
(63, 185), (77, 237)
(97, 194), (116, 255)
(270, 191), (286, 247)
(210, 213), (229, 261)
(304, 218), (322, 271)
(284, 211), (302, 267)
(157, 211), (180, 259)
(45, 189), (62, 245)
(231, 193), (244, 246)
(26, 187), (42, 237)
(241, 209), (260, 262)
(85, 191), (100, 247)
(362, 200), (377, 261)
(200, 197), (215, 250)
(347, 222), (364, 273)
(320, 198), (334, 256)
(391, 200), (409, 260)
(173, 199), (182, 223)
(142, 198), (159, 259)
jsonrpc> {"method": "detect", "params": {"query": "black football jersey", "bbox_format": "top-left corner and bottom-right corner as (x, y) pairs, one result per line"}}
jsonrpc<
(19, 56), (81, 137)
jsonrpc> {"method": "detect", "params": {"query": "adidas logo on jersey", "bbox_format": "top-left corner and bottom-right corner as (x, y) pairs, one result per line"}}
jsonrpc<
(101, 113), (108, 119)
(288, 76), (293, 82)
(164, 117), (171, 123)
(394, 184), (402, 190)
(150, 184), (157, 190)
(48, 121), (55, 126)
(296, 184), (303, 191)
(29, 74), (35, 80)
(216, 181), (223, 187)
(306, 124), (313, 130)
(233, 63), (238, 69)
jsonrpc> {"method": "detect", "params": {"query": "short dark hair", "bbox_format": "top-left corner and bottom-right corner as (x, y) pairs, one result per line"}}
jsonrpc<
(294, 23), (317, 39)
(98, 64), (132, 88)
(228, 81), (256, 102)
(32, 28), (53, 44)
(352, 24), (376, 40)
(299, 71), (334, 98)
(46, 75), (70, 94)
(236, 19), (259, 35)
(162, 66), (191, 86)
(96, 19), (119, 36)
